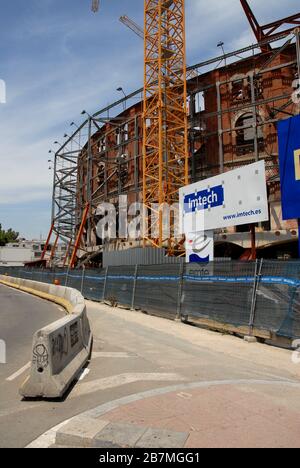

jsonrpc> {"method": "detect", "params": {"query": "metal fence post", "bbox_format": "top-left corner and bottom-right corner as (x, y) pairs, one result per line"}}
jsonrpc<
(102, 266), (109, 302)
(81, 266), (86, 294)
(65, 265), (70, 287)
(176, 262), (185, 321)
(248, 258), (263, 337)
(131, 265), (139, 310)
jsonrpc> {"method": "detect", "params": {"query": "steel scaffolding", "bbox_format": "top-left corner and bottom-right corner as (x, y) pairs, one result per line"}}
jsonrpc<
(51, 30), (300, 264)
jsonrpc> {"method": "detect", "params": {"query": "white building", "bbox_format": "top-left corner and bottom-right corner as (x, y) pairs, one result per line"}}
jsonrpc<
(0, 240), (66, 267)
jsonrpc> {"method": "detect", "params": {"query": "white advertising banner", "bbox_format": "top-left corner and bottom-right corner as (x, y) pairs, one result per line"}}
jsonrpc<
(185, 231), (214, 263)
(180, 161), (269, 233)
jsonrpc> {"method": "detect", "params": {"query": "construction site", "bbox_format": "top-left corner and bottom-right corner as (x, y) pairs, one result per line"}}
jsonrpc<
(43, 0), (300, 268)
(2, 2), (300, 450)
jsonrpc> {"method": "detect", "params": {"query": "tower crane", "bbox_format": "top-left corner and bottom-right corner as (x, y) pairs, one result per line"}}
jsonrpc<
(92, 0), (189, 253)
(120, 15), (144, 39)
(120, 14), (197, 79)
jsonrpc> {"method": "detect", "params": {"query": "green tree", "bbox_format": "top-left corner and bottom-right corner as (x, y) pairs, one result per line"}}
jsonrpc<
(0, 224), (19, 246)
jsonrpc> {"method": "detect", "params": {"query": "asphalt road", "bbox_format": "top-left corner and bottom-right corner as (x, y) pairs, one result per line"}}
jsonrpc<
(0, 284), (64, 380)
(0, 284), (300, 448)
(0, 284), (64, 447)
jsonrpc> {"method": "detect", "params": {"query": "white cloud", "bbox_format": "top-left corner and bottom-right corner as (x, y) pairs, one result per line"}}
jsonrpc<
(0, 40), (142, 208)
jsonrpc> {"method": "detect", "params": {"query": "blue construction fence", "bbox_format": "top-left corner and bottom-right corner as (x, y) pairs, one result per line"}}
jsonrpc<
(1, 260), (300, 343)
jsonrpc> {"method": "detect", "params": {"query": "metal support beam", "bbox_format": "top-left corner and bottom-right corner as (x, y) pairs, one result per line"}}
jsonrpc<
(216, 82), (224, 173)
(87, 118), (93, 245)
(63, 239), (72, 268)
(51, 153), (58, 224)
(41, 222), (54, 261)
(250, 224), (257, 260)
(134, 115), (139, 197)
(249, 72), (259, 161)
(189, 94), (197, 182)
(49, 233), (59, 263)
(258, 37), (293, 73)
(70, 204), (89, 269)
(240, 0), (300, 53)
(240, 0), (267, 49)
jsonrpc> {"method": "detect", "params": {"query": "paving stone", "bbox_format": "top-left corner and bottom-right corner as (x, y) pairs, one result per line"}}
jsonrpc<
(55, 417), (109, 448)
(93, 422), (147, 448)
(135, 428), (189, 448)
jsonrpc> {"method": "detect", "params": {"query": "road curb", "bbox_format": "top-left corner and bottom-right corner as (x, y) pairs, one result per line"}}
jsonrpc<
(0, 279), (73, 314)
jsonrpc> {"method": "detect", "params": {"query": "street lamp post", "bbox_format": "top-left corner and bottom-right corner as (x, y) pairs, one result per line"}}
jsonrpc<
(217, 41), (226, 67)
(117, 87), (127, 111)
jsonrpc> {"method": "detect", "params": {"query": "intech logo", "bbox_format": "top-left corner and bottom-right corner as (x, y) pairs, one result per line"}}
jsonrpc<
(184, 185), (224, 214)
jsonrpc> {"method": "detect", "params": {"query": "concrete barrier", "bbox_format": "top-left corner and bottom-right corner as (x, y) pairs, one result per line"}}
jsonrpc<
(0, 275), (93, 399)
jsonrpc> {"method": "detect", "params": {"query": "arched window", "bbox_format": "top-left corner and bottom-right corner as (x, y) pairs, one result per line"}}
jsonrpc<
(235, 113), (263, 156)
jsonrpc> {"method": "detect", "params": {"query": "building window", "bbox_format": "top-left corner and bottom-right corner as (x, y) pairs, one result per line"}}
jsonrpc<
(123, 123), (129, 142)
(116, 128), (121, 145)
(195, 91), (205, 113)
(232, 79), (245, 102)
(117, 123), (129, 145)
(235, 113), (264, 156)
(97, 137), (106, 153)
(96, 162), (105, 184)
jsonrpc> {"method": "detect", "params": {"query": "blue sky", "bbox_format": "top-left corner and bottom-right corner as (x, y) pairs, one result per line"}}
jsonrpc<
(0, 0), (299, 239)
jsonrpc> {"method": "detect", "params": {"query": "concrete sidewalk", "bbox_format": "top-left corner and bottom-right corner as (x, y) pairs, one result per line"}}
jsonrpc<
(54, 379), (300, 448)
(27, 301), (300, 449)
